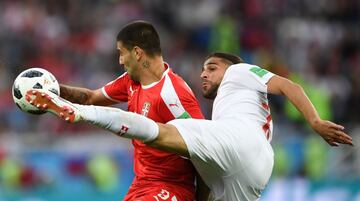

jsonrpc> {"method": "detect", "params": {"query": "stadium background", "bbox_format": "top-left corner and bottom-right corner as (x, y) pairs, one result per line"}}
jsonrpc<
(0, 0), (359, 200)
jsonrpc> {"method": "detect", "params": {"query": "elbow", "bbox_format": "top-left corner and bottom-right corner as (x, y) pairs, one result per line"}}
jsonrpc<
(289, 82), (305, 97)
(76, 90), (93, 105)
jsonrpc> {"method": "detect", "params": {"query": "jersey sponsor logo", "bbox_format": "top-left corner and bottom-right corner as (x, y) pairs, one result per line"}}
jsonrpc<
(168, 100), (179, 108)
(250, 66), (269, 77)
(141, 102), (151, 117)
(118, 125), (129, 136)
(129, 85), (137, 97)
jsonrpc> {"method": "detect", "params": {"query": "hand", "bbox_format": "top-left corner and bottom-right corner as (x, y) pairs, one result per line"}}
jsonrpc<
(311, 119), (353, 146)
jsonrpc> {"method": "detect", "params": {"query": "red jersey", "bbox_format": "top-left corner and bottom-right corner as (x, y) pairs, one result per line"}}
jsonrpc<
(102, 64), (204, 197)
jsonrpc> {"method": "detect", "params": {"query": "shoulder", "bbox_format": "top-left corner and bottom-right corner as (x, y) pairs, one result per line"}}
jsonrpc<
(226, 63), (256, 73)
(158, 70), (196, 105)
(167, 69), (184, 82)
(222, 63), (275, 92)
(223, 63), (253, 81)
(163, 69), (185, 88)
(225, 63), (272, 78)
(166, 70), (194, 95)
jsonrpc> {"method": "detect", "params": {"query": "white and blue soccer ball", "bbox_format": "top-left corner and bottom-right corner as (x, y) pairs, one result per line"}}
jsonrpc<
(12, 68), (60, 114)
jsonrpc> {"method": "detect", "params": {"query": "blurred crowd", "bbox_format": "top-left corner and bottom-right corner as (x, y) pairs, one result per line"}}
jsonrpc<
(0, 0), (359, 189)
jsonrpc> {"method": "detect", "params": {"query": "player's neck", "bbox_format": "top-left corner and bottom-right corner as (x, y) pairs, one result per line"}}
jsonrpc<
(139, 56), (166, 85)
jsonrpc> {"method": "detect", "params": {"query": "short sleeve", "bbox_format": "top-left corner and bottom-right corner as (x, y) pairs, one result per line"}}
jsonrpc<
(224, 64), (275, 93)
(101, 72), (129, 102)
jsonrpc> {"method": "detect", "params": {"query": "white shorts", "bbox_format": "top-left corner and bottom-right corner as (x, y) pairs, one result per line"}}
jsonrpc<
(168, 119), (274, 201)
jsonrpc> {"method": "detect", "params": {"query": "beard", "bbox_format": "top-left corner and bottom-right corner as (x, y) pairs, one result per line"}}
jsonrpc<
(202, 84), (219, 100)
(125, 65), (140, 82)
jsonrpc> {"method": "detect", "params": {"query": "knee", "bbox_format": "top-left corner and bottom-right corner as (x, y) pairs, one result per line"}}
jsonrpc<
(145, 124), (189, 157)
(148, 124), (177, 145)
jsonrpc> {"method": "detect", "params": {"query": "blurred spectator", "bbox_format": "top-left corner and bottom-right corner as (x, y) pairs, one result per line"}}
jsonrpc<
(87, 154), (118, 192)
(0, 154), (51, 190)
(209, 15), (240, 53)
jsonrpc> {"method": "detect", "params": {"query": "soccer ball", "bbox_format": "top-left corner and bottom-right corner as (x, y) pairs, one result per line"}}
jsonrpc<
(12, 68), (60, 114)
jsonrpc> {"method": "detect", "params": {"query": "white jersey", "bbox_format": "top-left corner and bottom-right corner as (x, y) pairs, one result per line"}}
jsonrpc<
(213, 63), (275, 141)
(169, 63), (276, 200)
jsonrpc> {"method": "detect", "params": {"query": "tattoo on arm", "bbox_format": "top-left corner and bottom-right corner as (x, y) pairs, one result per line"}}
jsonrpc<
(60, 85), (90, 104)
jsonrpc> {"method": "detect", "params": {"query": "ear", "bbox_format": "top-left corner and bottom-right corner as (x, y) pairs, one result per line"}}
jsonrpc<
(133, 46), (143, 61)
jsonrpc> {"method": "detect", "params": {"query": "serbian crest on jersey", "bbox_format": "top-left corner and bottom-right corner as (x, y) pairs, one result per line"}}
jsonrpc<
(141, 102), (151, 117)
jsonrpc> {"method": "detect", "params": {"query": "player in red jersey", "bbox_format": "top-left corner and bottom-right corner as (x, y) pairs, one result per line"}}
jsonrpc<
(57, 21), (208, 200)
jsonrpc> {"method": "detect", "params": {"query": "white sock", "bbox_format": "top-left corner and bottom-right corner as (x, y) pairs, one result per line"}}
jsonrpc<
(74, 104), (159, 142)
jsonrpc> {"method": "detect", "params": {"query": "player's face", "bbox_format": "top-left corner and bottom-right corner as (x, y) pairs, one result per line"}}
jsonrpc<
(117, 41), (140, 82)
(200, 57), (229, 99)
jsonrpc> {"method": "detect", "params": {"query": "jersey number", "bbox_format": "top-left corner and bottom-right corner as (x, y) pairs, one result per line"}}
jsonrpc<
(153, 189), (178, 201)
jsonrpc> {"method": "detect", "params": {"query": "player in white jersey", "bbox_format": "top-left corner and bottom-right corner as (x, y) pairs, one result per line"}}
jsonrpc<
(27, 52), (353, 201)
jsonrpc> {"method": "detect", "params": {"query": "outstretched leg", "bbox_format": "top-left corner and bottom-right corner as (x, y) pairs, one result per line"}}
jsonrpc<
(150, 123), (189, 157)
(26, 90), (190, 157)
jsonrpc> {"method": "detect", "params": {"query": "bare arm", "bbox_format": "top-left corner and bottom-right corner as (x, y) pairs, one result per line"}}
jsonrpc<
(60, 84), (116, 106)
(267, 75), (353, 146)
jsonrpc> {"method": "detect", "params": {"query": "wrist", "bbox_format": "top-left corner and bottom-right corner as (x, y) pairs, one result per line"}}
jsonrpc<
(309, 117), (321, 127)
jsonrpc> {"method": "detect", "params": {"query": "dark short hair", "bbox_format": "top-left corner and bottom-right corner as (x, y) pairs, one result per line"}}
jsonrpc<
(206, 52), (243, 65)
(117, 21), (162, 57)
